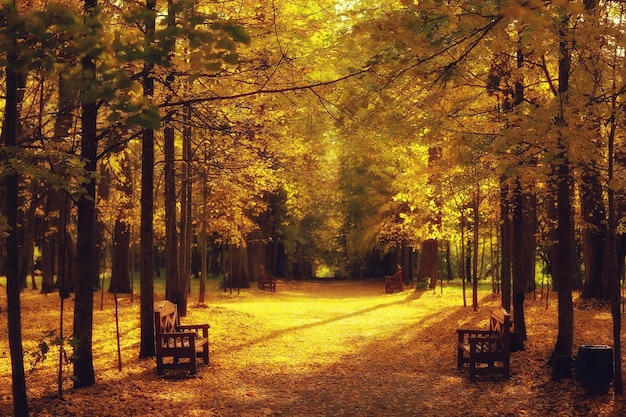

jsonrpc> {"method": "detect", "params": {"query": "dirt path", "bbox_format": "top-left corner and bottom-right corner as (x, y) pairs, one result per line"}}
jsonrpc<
(1, 279), (624, 416)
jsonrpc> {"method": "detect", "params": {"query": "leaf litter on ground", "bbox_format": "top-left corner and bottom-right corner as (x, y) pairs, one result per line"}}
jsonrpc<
(0, 278), (624, 417)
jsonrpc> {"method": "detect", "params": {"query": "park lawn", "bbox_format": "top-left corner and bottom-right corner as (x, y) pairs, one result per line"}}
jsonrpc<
(0, 277), (624, 417)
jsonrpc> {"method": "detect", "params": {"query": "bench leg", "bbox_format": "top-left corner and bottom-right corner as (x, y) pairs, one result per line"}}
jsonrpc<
(202, 344), (209, 364)
(156, 356), (164, 376)
(457, 347), (465, 369)
(469, 356), (476, 382)
(189, 352), (198, 374)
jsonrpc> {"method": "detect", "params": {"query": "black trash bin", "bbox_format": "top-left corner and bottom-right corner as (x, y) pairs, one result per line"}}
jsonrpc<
(575, 345), (614, 394)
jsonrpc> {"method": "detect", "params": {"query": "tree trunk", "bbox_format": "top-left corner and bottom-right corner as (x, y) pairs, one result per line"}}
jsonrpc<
(606, 99), (623, 394)
(547, 149), (575, 370)
(164, 108), (180, 308)
(460, 210), (466, 283)
(417, 239), (438, 289)
(445, 240), (453, 282)
(472, 189), (479, 311)
(401, 240), (412, 285)
(139, 0), (157, 359)
(109, 155), (133, 294)
(580, 165), (608, 299)
(110, 217), (132, 293)
(512, 179), (535, 339)
(199, 177), (208, 304)
(548, 18), (575, 372)
(178, 104), (193, 316)
(3, 17), (29, 414)
(17, 188), (36, 289)
(72, 0), (98, 385)
(421, 147), (441, 289)
(500, 177), (512, 313)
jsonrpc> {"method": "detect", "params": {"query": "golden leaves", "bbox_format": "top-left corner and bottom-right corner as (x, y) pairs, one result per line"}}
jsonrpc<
(7, 281), (626, 416)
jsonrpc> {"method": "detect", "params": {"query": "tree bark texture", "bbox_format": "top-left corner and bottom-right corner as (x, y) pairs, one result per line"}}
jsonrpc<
(512, 179), (536, 338)
(73, 7), (98, 385)
(139, 0), (156, 359)
(417, 239), (438, 289)
(547, 16), (575, 369)
(580, 165), (608, 299)
(3, 21), (29, 414)
(164, 122), (180, 307)
(109, 155), (133, 294)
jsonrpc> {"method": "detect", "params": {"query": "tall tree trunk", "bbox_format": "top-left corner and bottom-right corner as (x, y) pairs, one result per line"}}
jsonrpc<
(199, 176), (208, 304)
(139, 0), (157, 359)
(471, 185), (479, 311)
(606, 107), (623, 394)
(580, 0), (608, 300)
(500, 176), (512, 313)
(72, 0), (99, 387)
(110, 217), (132, 293)
(109, 155), (133, 293)
(401, 240), (412, 285)
(178, 104), (193, 316)
(40, 58), (79, 296)
(417, 239), (438, 289)
(580, 164), (607, 298)
(445, 240), (452, 282)
(512, 179), (535, 339)
(548, 15), (575, 373)
(3, 8), (29, 412)
(164, 101), (180, 307)
(17, 186), (36, 289)
(417, 147), (441, 289)
(547, 147), (575, 368)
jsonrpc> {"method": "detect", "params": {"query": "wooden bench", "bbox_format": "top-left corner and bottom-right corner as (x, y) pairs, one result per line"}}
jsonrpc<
(384, 268), (403, 293)
(457, 307), (511, 381)
(258, 265), (276, 292)
(154, 300), (209, 375)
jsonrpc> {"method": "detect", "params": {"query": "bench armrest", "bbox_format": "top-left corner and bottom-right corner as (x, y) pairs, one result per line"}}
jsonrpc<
(457, 329), (492, 338)
(160, 331), (198, 339)
(178, 324), (210, 338)
(468, 336), (503, 343)
(457, 329), (492, 335)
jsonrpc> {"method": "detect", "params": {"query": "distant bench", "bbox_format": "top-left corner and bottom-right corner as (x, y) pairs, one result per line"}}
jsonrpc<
(258, 265), (276, 292)
(457, 307), (511, 381)
(154, 300), (209, 375)
(384, 268), (403, 293)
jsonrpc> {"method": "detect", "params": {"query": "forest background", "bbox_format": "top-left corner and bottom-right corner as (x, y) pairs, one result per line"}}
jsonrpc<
(3, 0), (626, 416)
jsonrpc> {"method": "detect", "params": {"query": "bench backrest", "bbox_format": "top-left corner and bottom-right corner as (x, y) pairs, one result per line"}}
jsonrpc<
(155, 300), (179, 337)
(490, 307), (511, 347)
(387, 269), (402, 280)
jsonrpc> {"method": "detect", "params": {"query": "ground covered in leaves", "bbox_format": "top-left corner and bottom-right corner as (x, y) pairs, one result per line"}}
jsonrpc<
(0, 278), (625, 417)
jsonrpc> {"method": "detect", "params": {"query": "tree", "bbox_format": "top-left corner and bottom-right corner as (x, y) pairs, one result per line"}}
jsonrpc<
(109, 152), (133, 294)
(416, 147), (441, 290)
(546, 9), (576, 375)
(2, 2), (29, 413)
(138, 0), (157, 359)
(72, 0), (100, 388)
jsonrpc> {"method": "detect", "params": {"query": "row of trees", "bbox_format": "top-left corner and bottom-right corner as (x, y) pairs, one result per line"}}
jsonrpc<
(341, 0), (626, 391)
(3, 0), (626, 415)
